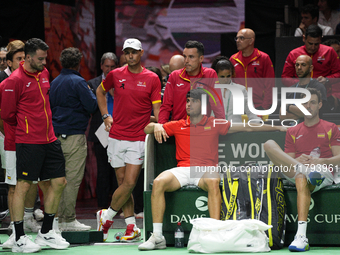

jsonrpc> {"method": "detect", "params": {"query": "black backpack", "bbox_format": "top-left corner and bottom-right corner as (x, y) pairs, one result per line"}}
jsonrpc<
(220, 163), (286, 249)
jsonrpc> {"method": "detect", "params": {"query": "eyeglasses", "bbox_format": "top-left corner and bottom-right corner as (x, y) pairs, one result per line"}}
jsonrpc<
(0, 58), (6, 63)
(234, 36), (252, 41)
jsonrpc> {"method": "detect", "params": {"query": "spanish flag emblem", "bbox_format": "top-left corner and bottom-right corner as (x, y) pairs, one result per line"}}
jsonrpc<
(317, 133), (325, 138)
(22, 172), (28, 176)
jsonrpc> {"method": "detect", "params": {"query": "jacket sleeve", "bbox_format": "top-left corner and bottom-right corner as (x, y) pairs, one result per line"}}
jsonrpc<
(327, 50), (340, 80)
(1, 78), (20, 125)
(281, 52), (298, 87)
(158, 74), (174, 124)
(262, 56), (275, 109)
(78, 79), (98, 114)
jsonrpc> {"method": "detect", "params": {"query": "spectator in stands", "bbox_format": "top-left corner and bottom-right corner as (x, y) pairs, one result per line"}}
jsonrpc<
(295, 4), (333, 36)
(96, 38), (161, 243)
(87, 52), (118, 211)
(282, 25), (340, 88)
(323, 38), (340, 57)
(0, 48), (7, 72)
(168, 54), (184, 73)
(159, 40), (225, 124)
(138, 89), (286, 251)
(264, 88), (340, 252)
(50, 47), (97, 231)
(1, 38), (69, 253)
(211, 56), (261, 122)
(280, 55), (329, 123)
(0, 41), (25, 83)
(318, 0), (340, 34)
(230, 28), (275, 110)
(0, 40), (42, 250)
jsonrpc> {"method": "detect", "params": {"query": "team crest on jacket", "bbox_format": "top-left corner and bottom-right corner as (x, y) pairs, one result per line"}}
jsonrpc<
(137, 81), (146, 87)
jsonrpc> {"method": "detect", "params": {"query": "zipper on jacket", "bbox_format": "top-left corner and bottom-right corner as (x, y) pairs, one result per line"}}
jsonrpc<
(25, 117), (28, 134)
(36, 78), (50, 142)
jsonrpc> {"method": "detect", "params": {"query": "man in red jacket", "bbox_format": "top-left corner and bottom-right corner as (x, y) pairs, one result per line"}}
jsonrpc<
(281, 25), (340, 88)
(230, 28), (275, 110)
(158, 40), (225, 124)
(1, 38), (69, 253)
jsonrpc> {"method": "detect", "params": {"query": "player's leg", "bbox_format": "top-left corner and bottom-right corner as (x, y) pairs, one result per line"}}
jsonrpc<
(138, 168), (182, 251)
(197, 172), (221, 220)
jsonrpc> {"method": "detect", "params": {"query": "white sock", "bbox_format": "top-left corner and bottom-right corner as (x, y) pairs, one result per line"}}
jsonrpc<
(24, 207), (34, 218)
(105, 207), (117, 221)
(296, 221), (307, 236)
(153, 223), (163, 237)
(53, 217), (59, 231)
(125, 216), (136, 226)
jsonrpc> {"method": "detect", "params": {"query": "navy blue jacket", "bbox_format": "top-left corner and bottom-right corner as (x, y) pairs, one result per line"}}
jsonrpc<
(50, 68), (97, 135)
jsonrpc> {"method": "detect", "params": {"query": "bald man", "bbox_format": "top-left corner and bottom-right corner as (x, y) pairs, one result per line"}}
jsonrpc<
(279, 55), (328, 123)
(169, 54), (185, 72)
(230, 28), (275, 110)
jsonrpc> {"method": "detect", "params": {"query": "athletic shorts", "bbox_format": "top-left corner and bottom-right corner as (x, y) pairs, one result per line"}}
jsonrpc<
(5, 150), (16, 185)
(107, 138), (145, 168)
(16, 140), (65, 181)
(0, 136), (5, 169)
(281, 168), (333, 193)
(165, 167), (204, 187)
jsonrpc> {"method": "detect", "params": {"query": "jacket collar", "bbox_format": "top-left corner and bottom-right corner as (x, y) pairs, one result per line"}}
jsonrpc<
(179, 64), (204, 83)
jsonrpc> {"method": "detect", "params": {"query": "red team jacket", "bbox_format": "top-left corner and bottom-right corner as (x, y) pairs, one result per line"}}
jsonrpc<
(230, 49), (275, 110)
(1, 62), (57, 144)
(281, 44), (340, 88)
(159, 65), (225, 124)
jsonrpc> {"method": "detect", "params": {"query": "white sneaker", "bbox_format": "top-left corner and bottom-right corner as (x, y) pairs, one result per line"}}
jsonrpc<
(24, 216), (41, 233)
(96, 209), (113, 242)
(34, 209), (44, 222)
(288, 235), (310, 252)
(138, 233), (166, 250)
(60, 219), (91, 231)
(12, 235), (41, 253)
(2, 233), (15, 249)
(34, 230), (70, 249)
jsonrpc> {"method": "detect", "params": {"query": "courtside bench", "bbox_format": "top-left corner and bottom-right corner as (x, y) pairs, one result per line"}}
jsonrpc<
(143, 132), (340, 246)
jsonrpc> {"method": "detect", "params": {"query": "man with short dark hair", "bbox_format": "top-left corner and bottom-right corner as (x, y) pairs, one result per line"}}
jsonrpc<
(159, 40), (225, 124)
(88, 52), (118, 210)
(139, 89), (286, 251)
(282, 24), (340, 87)
(295, 4), (333, 36)
(265, 88), (340, 251)
(50, 47), (97, 231)
(1, 38), (69, 253)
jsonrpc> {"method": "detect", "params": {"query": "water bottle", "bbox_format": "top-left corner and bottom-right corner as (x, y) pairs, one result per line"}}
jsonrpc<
(174, 222), (184, 248)
(310, 147), (321, 158)
(114, 232), (124, 241)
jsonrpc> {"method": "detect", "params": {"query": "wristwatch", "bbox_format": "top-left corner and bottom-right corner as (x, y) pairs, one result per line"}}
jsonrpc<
(102, 113), (111, 121)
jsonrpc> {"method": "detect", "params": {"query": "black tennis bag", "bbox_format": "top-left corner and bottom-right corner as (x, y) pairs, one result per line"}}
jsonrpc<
(220, 163), (286, 249)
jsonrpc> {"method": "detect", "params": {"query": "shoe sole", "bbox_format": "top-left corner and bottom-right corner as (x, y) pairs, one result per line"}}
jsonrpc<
(138, 244), (166, 250)
(12, 246), (41, 253)
(288, 245), (310, 252)
(35, 238), (69, 250)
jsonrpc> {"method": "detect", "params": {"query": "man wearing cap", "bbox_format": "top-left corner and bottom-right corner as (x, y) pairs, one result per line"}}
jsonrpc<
(96, 38), (161, 242)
